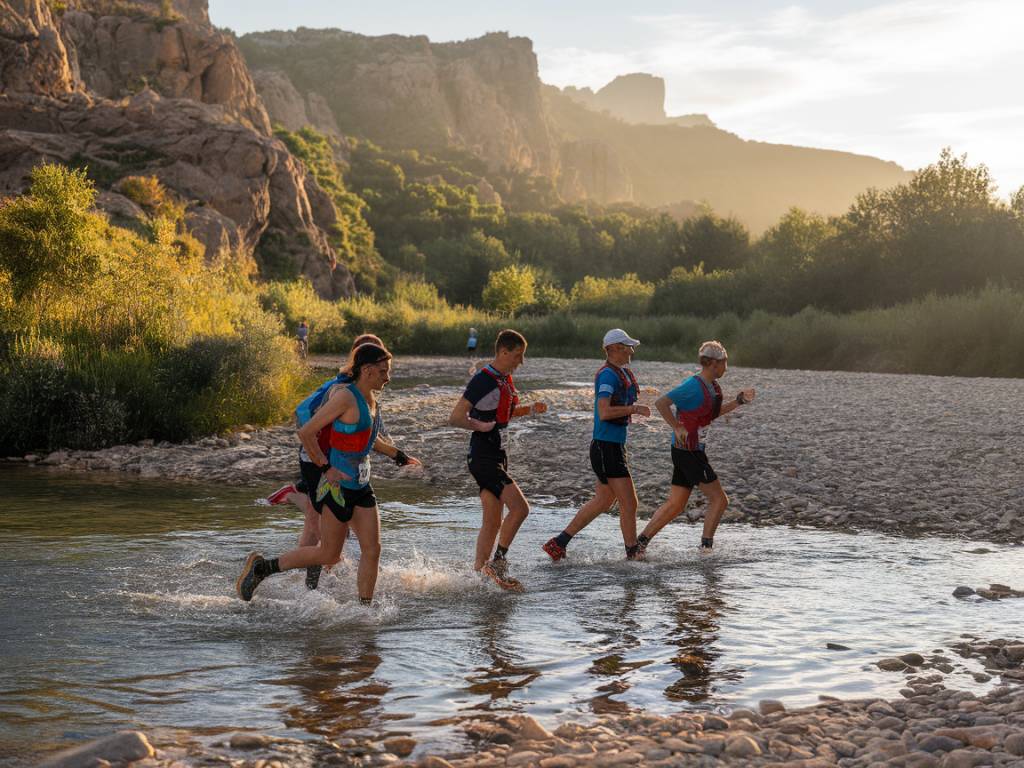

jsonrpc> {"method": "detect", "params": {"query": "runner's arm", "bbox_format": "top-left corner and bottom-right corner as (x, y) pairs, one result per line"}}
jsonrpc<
(372, 436), (421, 466)
(298, 388), (354, 467)
(449, 397), (496, 432)
(597, 398), (649, 421)
(719, 388), (756, 417)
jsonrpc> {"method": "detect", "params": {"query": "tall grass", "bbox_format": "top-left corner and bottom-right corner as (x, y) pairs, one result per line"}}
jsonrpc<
(267, 280), (1024, 377)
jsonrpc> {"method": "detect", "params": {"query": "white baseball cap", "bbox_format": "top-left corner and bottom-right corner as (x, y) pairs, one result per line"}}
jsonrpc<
(698, 340), (728, 360)
(603, 328), (640, 347)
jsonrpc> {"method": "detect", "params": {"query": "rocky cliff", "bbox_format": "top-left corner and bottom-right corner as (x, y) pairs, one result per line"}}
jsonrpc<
(562, 73), (714, 129)
(239, 29), (558, 176)
(0, 0), (352, 298)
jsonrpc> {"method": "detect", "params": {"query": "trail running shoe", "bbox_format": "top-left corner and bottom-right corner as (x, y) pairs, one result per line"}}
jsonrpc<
(542, 538), (566, 561)
(482, 559), (525, 592)
(305, 565), (322, 591)
(236, 552), (266, 601)
(266, 483), (297, 505)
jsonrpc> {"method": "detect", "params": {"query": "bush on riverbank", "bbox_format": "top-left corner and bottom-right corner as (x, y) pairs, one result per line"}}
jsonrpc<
(0, 165), (303, 454)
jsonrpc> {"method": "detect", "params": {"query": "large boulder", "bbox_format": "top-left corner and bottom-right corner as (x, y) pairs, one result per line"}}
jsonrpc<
(0, 0), (76, 96)
(59, 0), (270, 133)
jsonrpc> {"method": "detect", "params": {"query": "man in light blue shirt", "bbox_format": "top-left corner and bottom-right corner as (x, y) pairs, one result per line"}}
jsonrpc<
(636, 340), (756, 556)
(543, 328), (651, 561)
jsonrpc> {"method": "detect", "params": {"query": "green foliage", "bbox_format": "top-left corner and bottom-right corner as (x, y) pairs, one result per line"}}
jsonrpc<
(482, 264), (536, 315)
(0, 164), (304, 454)
(117, 174), (185, 222)
(679, 209), (752, 272)
(273, 126), (381, 290)
(0, 164), (104, 303)
(421, 230), (512, 305)
(569, 274), (654, 316)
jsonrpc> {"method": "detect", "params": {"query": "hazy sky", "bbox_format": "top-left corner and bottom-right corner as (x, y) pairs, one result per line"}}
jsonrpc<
(210, 0), (1024, 196)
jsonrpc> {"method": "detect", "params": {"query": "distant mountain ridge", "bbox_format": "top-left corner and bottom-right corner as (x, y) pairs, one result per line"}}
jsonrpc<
(238, 28), (912, 231)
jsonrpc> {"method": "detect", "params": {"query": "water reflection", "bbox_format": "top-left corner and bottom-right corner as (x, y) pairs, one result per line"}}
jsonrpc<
(579, 579), (648, 714)
(658, 566), (741, 703)
(269, 635), (399, 739)
(463, 598), (540, 710)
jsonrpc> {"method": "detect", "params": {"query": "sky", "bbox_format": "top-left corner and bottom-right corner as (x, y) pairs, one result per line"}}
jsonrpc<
(210, 0), (1024, 196)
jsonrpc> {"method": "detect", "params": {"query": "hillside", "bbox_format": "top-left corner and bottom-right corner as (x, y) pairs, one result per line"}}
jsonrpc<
(237, 28), (911, 231)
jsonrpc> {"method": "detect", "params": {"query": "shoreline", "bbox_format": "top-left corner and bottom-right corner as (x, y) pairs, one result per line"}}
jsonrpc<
(9, 355), (1023, 546)
(37, 636), (1024, 767)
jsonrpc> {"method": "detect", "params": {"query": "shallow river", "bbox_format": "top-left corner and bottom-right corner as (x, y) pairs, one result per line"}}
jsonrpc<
(1, 466), (1021, 764)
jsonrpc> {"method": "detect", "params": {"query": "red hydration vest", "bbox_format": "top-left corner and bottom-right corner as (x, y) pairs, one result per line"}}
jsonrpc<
(479, 365), (519, 425)
(676, 376), (723, 450)
(595, 363), (639, 426)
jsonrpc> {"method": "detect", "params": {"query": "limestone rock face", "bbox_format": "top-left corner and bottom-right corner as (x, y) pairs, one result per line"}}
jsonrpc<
(252, 68), (341, 136)
(562, 73), (715, 128)
(0, 90), (352, 298)
(0, 0), (352, 298)
(59, 1), (270, 133)
(239, 30), (557, 175)
(0, 0), (76, 96)
(558, 139), (633, 204)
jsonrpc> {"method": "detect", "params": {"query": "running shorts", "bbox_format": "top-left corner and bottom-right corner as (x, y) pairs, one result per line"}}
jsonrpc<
(313, 475), (378, 523)
(590, 439), (630, 484)
(468, 453), (514, 500)
(671, 447), (718, 489)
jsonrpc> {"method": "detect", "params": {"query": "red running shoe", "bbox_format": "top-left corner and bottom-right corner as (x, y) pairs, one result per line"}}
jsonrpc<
(266, 483), (297, 505)
(542, 538), (566, 561)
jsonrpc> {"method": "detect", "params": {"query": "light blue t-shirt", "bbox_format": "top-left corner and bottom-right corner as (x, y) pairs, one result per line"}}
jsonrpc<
(666, 376), (712, 449)
(592, 366), (637, 444)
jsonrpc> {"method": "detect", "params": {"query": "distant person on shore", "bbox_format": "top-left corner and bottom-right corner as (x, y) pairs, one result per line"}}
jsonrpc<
(297, 320), (309, 359)
(449, 329), (546, 590)
(635, 340), (755, 556)
(467, 327), (479, 356)
(243, 342), (421, 603)
(543, 329), (650, 561)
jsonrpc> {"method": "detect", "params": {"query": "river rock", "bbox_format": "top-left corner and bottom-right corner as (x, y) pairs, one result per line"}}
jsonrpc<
(509, 714), (553, 741)
(724, 735), (762, 756)
(1005, 733), (1024, 756)
(39, 730), (154, 768)
(759, 699), (786, 715)
(879, 657), (910, 671)
(938, 749), (993, 768)
(900, 653), (926, 666)
(827, 642), (851, 650)
(383, 737), (416, 757)
(230, 732), (272, 749)
(952, 585), (974, 597)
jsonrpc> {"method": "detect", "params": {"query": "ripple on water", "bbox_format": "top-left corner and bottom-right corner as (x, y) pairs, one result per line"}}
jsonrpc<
(2, 474), (1023, 762)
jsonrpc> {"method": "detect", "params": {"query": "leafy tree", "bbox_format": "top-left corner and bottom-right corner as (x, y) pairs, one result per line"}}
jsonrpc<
(421, 230), (512, 305)
(0, 164), (104, 303)
(680, 209), (751, 272)
(570, 273), (654, 316)
(482, 264), (536, 315)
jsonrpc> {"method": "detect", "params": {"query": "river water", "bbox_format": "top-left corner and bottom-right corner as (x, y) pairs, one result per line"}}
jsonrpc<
(1, 466), (1022, 764)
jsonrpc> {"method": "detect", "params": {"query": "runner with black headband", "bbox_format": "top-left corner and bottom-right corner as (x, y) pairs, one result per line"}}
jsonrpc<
(263, 334), (420, 590)
(236, 343), (420, 604)
(449, 329), (546, 591)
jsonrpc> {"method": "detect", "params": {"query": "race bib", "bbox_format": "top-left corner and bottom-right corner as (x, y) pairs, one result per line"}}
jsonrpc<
(697, 425), (710, 447)
(357, 456), (371, 485)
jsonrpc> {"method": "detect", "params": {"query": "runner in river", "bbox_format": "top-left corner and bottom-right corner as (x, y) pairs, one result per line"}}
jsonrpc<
(264, 334), (421, 590)
(543, 328), (651, 561)
(449, 329), (546, 590)
(236, 343), (420, 604)
(635, 340), (755, 555)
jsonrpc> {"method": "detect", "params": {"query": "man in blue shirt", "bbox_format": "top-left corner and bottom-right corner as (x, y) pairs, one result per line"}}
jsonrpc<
(636, 340), (755, 555)
(543, 328), (651, 561)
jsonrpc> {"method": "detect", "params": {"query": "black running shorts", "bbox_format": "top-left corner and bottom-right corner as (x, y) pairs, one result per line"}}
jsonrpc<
(312, 476), (378, 523)
(468, 453), (514, 500)
(298, 458), (325, 507)
(671, 447), (718, 489)
(590, 439), (631, 484)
